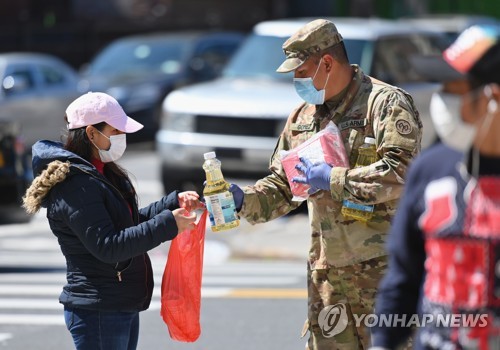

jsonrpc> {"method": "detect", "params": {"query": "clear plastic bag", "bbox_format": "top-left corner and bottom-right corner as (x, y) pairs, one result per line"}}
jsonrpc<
(161, 210), (208, 342)
(280, 121), (349, 201)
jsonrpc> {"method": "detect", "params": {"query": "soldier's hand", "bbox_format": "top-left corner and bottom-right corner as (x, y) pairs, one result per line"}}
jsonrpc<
(228, 183), (244, 211)
(293, 157), (332, 193)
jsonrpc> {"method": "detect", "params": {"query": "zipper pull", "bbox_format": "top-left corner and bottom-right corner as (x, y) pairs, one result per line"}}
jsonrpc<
(117, 271), (122, 282)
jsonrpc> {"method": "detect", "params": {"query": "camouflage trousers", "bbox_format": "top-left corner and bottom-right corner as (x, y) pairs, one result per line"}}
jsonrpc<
(302, 255), (388, 350)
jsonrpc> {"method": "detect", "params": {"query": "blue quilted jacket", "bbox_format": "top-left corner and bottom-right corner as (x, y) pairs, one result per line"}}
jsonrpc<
(29, 140), (179, 312)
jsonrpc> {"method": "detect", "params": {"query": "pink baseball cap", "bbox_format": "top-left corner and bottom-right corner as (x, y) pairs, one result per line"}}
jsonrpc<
(66, 92), (143, 132)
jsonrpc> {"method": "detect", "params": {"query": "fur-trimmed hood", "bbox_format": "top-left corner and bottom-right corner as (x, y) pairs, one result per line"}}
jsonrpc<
(22, 140), (99, 214)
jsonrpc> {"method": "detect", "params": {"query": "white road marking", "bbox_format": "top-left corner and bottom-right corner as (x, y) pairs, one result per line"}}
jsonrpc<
(0, 333), (12, 342)
(0, 315), (65, 325)
(0, 252), (305, 326)
(0, 274), (299, 286)
(0, 298), (62, 309)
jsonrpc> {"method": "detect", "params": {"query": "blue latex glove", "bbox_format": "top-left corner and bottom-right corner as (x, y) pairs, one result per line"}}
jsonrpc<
(293, 157), (332, 193)
(229, 183), (244, 212)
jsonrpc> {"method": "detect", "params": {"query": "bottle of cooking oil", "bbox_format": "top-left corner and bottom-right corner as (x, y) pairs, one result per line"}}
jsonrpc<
(202, 152), (240, 232)
(341, 137), (378, 222)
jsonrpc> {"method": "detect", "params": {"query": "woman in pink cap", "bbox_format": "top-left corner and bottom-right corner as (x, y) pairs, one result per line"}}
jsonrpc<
(22, 92), (204, 350)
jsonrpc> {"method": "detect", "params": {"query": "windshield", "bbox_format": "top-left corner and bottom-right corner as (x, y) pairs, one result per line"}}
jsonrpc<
(343, 40), (369, 69)
(223, 35), (289, 80)
(223, 33), (368, 80)
(88, 38), (191, 77)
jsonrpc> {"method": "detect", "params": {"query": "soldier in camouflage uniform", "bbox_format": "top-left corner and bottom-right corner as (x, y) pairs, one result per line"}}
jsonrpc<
(230, 19), (422, 349)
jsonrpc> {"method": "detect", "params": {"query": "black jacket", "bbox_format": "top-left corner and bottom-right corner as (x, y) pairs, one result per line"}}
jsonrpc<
(28, 140), (179, 311)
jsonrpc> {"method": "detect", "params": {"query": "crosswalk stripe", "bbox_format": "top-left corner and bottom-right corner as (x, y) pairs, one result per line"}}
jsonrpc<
(0, 298), (62, 309)
(0, 275), (300, 287)
(0, 268), (303, 282)
(0, 314), (65, 325)
(227, 288), (307, 299)
(201, 267), (304, 275)
(0, 274), (66, 283)
(0, 285), (301, 297)
(0, 285), (61, 295)
(0, 255), (306, 326)
(0, 285), (306, 313)
(203, 276), (300, 285)
(0, 287), (307, 326)
(0, 333), (13, 342)
(0, 288), (233, 313)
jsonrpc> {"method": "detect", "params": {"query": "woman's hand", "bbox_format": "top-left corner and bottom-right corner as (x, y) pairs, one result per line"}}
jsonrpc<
(172, 208), (197, 233)
(178, 191), (205, 211)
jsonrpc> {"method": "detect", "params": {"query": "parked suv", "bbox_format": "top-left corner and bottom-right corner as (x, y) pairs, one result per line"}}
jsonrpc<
(156, 18), (448, 193)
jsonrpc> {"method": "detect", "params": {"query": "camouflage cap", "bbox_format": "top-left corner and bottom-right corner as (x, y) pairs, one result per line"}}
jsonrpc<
(276, 19), (343, 73)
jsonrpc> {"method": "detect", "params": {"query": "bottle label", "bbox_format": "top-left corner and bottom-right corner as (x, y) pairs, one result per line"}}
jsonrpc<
(342, 199), (374, 213)
(205, 192), (238, 227)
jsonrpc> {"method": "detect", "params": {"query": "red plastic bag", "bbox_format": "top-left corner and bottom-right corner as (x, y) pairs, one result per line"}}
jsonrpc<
(161, 210), (208, 342)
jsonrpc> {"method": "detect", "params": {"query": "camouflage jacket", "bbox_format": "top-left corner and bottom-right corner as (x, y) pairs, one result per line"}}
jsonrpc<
(239, 65), (422, 268)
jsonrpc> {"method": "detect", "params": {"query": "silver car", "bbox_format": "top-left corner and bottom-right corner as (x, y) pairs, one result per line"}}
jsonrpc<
(0, 53), (83, 149)
(156, 17), (449, 193)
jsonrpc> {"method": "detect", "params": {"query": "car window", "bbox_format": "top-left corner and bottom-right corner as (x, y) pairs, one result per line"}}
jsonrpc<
(39, 64), (67, 86)
(223, 34), (291, 80)
(88, 39), (191, 77)
(342, 39), (369, 68)
(2, 68), (36, 96)
(191, 42), (241, 80)
(371, 35), (447, 84)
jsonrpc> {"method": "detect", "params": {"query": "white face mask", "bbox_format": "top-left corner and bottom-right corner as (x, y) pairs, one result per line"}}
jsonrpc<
(430, 92), (477, 152)
(92, 130), (127, 163)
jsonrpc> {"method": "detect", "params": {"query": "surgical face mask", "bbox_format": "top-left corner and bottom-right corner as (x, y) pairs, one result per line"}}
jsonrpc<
(293, 58), (330, 105)
(430, 92), (477, 152)
(92, 130), (127, 163)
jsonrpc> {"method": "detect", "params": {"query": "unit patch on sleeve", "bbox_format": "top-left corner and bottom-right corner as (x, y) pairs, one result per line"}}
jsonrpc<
(395, 119), (412, 135)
